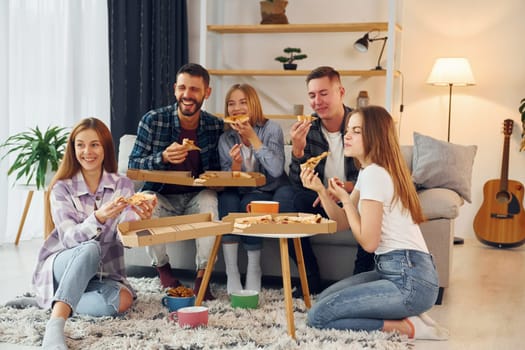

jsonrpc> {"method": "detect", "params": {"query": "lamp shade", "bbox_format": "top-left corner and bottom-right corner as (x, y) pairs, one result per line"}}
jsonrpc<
(426, 58), (476, 86)
(353, 33), (369, 52)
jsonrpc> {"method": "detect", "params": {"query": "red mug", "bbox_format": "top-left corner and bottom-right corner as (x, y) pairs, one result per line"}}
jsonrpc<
(169, 306), (208, 328)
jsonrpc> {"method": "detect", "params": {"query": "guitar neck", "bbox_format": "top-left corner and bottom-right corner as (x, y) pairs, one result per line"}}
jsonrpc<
(500, 131), (511, 192)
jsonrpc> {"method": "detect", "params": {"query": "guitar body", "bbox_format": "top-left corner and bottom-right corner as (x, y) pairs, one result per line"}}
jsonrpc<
(474, 179), (525, 247)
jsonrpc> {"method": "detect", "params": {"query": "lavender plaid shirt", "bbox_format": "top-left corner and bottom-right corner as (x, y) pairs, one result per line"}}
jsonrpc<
(32, 171), (139, 309)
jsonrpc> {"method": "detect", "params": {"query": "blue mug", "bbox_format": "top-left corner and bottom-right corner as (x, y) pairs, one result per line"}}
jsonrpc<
(161, 295), (195, 312)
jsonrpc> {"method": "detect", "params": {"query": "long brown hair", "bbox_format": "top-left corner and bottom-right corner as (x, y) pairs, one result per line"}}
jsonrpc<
(355, 106), (426, 224)
(224, 83), (267, 127)
(44, 117), (117, 237)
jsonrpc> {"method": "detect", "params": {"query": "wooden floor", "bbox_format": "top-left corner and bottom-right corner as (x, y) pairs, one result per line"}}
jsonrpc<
(1, 237), (524, 349)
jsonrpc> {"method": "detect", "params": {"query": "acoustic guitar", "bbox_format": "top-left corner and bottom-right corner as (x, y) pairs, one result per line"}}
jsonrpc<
(473, 119), (525, 247)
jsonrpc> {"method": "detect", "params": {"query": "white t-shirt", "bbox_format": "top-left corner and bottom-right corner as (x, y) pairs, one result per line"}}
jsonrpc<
(355, 163), (429, 255)
(321, 127), (346, 185)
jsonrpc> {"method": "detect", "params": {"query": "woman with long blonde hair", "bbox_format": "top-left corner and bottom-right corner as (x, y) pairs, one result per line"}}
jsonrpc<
(300, 106), (448, 340)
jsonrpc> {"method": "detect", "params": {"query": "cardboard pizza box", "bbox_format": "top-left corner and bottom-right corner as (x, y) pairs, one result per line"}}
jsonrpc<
(126, 169), (265, 187)
(221, 212), (337, 235)
(118, 213), (232, 247)
(194, 171), (266, 187)
(127, 169), (195, 186)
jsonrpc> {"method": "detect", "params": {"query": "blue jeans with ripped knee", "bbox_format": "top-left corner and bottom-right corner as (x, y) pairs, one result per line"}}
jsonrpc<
(52, 241), (124, 317)
(307, 249), (439, 331)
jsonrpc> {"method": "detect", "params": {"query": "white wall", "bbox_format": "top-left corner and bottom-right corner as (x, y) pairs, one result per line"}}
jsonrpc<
(189, 0), (525, 240)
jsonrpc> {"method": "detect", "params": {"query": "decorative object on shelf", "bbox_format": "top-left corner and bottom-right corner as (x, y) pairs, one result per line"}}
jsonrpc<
(519, 98), (525, 151)
(354, 31), (388, 70)
(426, 57), (476, 245)
(259, 0), (288, 24)
(274, 47), (307, 70)
(356, 90), (369, 108)
(0, 125), (69, 190)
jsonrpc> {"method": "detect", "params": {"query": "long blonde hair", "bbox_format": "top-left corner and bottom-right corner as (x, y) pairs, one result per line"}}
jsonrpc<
(44, 118), (117, 237)
(355, 106), (425, 224)
(224, 83), (267, 127)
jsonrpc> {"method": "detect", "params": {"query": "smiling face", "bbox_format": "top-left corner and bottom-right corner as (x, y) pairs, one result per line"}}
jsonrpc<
(174, 73), (211, 118)
(74, 128), (104, 174)
(307, 76), (345, 120)
(226, 89), (249, 117)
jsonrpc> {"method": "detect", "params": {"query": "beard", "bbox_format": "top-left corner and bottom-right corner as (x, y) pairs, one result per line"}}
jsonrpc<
(177, 96), (205, 117)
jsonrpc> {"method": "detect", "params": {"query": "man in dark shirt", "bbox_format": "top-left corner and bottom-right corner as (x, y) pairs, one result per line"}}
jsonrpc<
(274, 66), (375, 298)
(128, 63), (223, 300)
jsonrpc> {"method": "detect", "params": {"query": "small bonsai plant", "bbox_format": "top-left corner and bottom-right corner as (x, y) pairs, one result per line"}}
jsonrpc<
(0, 125), (69, 189)
(518, 98), (525, 152)
(275, 47), (307, 70)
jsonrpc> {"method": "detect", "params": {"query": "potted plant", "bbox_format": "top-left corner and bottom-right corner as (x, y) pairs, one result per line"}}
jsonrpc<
(275, 47), (307, 70)
(518, 98), (525, 152)
(0, 125), (69, 189)
(260, 0), (288, 24)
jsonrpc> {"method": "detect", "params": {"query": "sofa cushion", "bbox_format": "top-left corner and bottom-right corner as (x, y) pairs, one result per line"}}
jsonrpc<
(412, 132), (477, 203)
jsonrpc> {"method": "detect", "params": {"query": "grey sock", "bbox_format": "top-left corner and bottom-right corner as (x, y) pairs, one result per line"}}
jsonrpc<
(42, 317), (67, 350)
(4, 297), (39, 309)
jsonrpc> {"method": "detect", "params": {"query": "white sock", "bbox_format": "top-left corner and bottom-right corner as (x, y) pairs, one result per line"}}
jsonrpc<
(407, 314), (449, 340)
(42, 317), (67, 349)
(222, 243), (242, 294)
(245, 249), (262, 292)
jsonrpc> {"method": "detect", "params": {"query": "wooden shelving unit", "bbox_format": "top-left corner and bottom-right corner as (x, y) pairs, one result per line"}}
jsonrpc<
(208, 69), (394, 77)
(207, 22), (401, 34)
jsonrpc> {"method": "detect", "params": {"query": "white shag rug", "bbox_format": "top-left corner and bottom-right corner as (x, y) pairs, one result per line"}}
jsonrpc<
(0, 277), (411, 349)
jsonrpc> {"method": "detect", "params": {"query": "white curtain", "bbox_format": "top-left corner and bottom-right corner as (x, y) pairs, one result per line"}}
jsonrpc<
(0, 0), (110, 244)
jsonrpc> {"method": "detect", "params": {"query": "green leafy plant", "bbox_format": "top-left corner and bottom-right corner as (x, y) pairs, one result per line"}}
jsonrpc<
(0, 125), (69, 189)
(275, 47), (307, 69)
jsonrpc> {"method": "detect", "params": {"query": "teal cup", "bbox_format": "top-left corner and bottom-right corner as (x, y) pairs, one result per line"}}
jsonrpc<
(162, 295), (195, 312)
(230, 290), (259, 309)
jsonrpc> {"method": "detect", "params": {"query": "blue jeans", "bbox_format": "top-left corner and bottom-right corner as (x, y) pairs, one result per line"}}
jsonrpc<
(52, 241), (126, 317)
(307, 249), (439, 331)
(219, 189), (274, 250)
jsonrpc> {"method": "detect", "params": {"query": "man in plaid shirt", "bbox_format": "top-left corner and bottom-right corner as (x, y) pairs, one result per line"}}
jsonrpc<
(128, 63), (223, 300)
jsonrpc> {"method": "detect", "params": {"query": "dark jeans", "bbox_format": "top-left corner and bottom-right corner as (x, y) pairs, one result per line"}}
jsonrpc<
(273, 185), (375, 282)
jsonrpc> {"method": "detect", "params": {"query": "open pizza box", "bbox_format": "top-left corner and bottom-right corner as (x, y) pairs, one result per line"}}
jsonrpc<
(221, 212), (337, 235)
(126, 169), (265, 187)
(117, 213), (232, 247)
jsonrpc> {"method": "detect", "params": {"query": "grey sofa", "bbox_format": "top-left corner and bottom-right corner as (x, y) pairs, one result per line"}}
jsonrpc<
(119, 136), (462, 303)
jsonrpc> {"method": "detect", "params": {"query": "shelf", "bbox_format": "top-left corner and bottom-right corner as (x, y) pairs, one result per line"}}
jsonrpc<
(207, 22), (401, 34)
(208, 69), (399, 77)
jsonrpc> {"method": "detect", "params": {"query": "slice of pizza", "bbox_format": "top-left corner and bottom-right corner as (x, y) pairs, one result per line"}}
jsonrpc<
(233, 214), (273, 229)
(232, 171), (252, 179)
(300, 151), (330, 170)
(124, 193), (156, 206)
(182, 138), (201, 151)
(274, 214), (323, 224)
(296, 115), (318, 122)
(224, 114), (250, 124)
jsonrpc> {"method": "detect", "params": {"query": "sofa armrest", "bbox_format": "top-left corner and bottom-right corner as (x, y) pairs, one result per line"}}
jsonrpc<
(418, 188), (463, 220)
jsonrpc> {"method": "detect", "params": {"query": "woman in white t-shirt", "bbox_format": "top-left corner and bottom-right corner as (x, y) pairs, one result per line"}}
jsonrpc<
(300, 106), (448, 340)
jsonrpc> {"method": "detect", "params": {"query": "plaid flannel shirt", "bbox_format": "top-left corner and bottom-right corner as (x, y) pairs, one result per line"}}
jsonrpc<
(128, 103), (224, 192)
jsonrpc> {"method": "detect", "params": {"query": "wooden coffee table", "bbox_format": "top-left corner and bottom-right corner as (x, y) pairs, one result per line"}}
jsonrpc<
(195, 233), (315, 339)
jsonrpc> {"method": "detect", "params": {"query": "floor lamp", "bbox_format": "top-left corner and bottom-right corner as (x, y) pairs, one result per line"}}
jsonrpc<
(427, 57), (476, 245)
